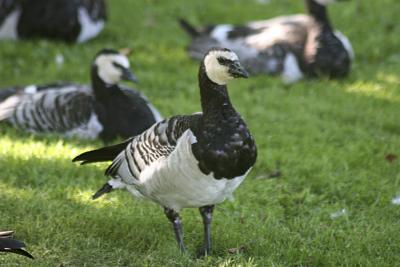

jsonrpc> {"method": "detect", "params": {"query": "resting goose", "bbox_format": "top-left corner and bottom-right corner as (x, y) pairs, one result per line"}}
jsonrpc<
(0, 0), (106, 43)
(0, 230), (33, 259)
(73, 48), (257, 255)
(180, 0), (353, 83)
(0, 49), (162, 142)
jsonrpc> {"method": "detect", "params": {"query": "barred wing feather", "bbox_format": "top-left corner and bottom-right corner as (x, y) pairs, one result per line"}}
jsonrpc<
(0, 86), (94, 133)
(105, 115), (200, 179)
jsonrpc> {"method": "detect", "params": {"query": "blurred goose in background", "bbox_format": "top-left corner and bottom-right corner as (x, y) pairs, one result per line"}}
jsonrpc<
(0, 49), (162, 142)
(180, 0), (353, 83)
(0, 230), (33, 259)
(73, 48), (257, 256)
(0, 0), (106, 43)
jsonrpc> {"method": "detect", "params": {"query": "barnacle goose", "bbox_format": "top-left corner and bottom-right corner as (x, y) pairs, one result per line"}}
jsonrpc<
(0, 230), (33, 259)
(73, 48), (257, 255)
(0, 49), (162, 141)
(0, 0), (106, 43)
(180, 0), (353, 83)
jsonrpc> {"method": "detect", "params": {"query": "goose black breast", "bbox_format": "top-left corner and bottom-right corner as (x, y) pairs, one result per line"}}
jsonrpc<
(192, 112), (257, 180)
(310, 29), (351, 78)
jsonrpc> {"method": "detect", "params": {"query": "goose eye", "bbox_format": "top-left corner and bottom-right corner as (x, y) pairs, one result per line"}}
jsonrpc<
(217, 57), (232, 66)
(112, 62), (124, 69)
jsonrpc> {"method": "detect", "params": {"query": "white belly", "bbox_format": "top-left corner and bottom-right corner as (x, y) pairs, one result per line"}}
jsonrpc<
(0, 9), (20, 40)
(125, 130), (249, 211)
(281, 52), (303, 84)
(76, 7), (105, 43)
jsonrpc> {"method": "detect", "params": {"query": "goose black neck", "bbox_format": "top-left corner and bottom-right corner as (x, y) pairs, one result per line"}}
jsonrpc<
(198, 63), (233, 115)
(91, 65), (119, 100)
(306, 0), (332, 27)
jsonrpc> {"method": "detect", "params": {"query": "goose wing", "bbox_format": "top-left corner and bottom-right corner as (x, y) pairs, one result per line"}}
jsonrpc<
(0, 82), (76, 101)
(73, 114), (201, 178)
(120, 86), (163, 122)
(0, 85), (94, 133)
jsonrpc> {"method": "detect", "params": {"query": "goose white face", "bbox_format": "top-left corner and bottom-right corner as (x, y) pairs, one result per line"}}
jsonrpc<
(95, 54), (132, 84)
(204, 49), (248, 85)
(314, 0), (337, 5)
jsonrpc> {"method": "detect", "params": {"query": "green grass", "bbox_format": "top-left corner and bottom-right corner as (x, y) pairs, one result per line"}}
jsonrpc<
(1, 0), (400, 266)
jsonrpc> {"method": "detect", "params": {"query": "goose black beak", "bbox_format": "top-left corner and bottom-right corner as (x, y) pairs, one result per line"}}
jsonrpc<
(121, 68), (138, 83)
(229, 61), (249, 78)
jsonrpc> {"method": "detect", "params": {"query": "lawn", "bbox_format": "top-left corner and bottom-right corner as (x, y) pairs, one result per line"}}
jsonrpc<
(1, 0), (400, 266)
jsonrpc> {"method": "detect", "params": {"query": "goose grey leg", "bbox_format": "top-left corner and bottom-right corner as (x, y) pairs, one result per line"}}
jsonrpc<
(197, 205), (215, 257)
(164, 207), (186, 252)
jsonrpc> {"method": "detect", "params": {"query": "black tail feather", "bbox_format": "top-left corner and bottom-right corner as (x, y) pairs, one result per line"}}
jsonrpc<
(1, 248), (35, 259)
(178, 18), (200, 38)
(92, 183), (113, 199)
(72, 138), (133, 165)
(0, 88), (18, 102)
(0, 231), (34, 259)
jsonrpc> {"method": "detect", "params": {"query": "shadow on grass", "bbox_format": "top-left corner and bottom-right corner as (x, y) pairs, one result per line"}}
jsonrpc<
(0, 153), (239, 254)
(0, 186), (168, 261)
(0, 123), (127, 150)
(344, 66), (400, 102)
(0, 179), (249, 265)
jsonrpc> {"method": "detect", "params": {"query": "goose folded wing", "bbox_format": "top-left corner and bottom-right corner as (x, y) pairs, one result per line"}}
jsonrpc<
(0, 87), (94, 132)
(105, 115), (201, 177)
(120, 86), (163, 122)
(74, 114), (201, 177)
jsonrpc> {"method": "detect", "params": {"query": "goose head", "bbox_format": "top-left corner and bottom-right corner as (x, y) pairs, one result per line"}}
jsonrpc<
(92, 49), (137, 85)
(203, 48), (249, 85)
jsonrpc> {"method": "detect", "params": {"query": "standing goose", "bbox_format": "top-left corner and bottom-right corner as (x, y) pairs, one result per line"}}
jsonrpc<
(0, 0), (106, 43)
(73, 48), (257, 255)
(0, 49), (162, 142)
(0, 230), (33, 259)
(180, 0), (353, 83)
